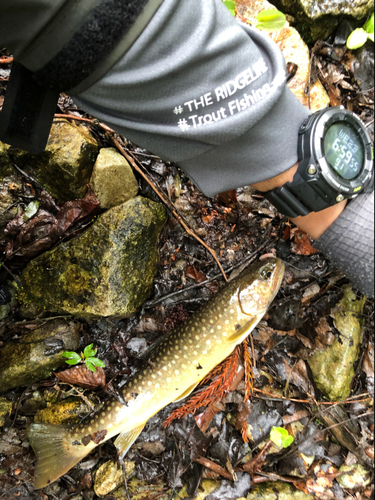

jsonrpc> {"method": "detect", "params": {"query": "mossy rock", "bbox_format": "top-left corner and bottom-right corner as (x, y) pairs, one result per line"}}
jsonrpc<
(21, 196), (166, 318)
(308, 286), (365, 401)
(270, 0), (372, 42)
(246, 481), (313, 499)
(9, 119), (98, 202)
(0, 319), (80, 393)
(34, 397), (93, 425)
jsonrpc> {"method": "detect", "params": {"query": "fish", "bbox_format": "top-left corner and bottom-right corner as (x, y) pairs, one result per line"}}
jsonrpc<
(27, 257), (284, 489)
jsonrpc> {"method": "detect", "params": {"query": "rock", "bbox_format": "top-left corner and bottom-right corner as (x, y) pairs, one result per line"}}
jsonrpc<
(90, 147), (138, 208)
(0, 397), (12, 427)
(246, 481), (313, 499)
(34, 397), (92, 425)
(270, 0), (372, 42)
(94, 460), (135, 497)
(236, 1), (329, 109)
(0, 281), (17, 320)
(337, 464), (371, 489)
(9, 119), (98, 202)
(0, 319), (80, 393)
(20, 196), (167, 318)
(351, 40), (374, 92)
(308, 286), (365, 400)
(0, 142), (22, 233)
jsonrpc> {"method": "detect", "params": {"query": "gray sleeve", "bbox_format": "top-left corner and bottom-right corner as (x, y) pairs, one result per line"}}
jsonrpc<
(73, 0), (310, 197)
(313, 192), (374, 297)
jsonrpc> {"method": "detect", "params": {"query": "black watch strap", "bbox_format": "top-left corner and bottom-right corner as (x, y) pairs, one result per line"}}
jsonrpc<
(263, 167), (331, 218)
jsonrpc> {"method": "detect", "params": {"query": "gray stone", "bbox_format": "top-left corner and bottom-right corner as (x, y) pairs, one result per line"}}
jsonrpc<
(20, 196), (167, 318)
(9, 119), (98, 202)
(0, 319), (80, 393)
(90, 147), (138, 208)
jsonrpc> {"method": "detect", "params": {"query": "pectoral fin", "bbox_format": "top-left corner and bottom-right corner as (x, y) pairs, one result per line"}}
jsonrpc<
(114, 422), (147, 459)
(226, 316), (261, 343)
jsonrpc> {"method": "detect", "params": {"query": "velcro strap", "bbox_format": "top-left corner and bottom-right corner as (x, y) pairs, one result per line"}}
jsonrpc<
(0, 62), (59, 153)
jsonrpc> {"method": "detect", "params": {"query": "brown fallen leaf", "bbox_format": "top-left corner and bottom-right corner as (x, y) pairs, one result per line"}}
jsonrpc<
(290, 229), (319, 255)
(4, 186), (100, 260)
(185, 265), (207, 283)
(55, 365), (106, 389)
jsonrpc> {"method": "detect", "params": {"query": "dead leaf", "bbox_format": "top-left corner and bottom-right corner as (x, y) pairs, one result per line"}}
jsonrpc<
(55, 365), (106, 389)
(290, 229), (319, 255)
(185, 265), (207, 283)
(4, 186), (100, 260)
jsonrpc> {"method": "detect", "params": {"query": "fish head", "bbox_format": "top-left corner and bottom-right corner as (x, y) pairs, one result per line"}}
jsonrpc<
(236, 258), (284, 317)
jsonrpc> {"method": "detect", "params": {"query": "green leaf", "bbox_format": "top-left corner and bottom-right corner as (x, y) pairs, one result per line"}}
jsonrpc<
(85, 359), (96, 372)
(347, 28), (369, 49)
(83, 343), (97, 359)
(223, 0), (236, 16)
(62, 351), (81, 361)
(23, 200), (39, 222)
(255, 9), (286, 31)
(65, 358), (81, 365)
(270, 426), (294, 448)
(87, 357), (106, 368)
(368, 32), (374, 42)
(364, 13), (374, 34)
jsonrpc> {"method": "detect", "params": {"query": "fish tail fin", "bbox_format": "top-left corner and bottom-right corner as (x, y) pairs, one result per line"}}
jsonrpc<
(27, 423), (89, 489)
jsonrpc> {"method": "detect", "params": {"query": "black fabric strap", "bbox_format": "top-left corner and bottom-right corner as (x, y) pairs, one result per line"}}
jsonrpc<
(33, 0), (149, 91)
(0, 62), (59, 153)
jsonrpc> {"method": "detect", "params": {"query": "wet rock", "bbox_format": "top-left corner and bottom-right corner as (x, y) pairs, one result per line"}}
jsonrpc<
(94, 460), (135, 497)
(9, 119), (98, 202)
(236, 0), (329, 109)
(308, 286), (365, 400)
(337, 464), (371, 489)
(351, 40), (374, 92)
(270, 0), (372, 42)
(21, 196), (167, 318)
(246, 481), (313, 499)
(0, 281), (17, 320)
(90, 147), (138, 209)
(34, 397), (92, 425)
(0, 142), (22, 233)
(0, 397), (12, 427)
(0, 319), (80, 393)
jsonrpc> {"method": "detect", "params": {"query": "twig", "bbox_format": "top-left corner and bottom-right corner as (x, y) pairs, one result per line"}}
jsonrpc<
(112, 135), (228, 282)
(0, 57), (13, 64)
(143, 238), (273, 308)
(195, 456), (233, 480)
(54, 113), (115, 133)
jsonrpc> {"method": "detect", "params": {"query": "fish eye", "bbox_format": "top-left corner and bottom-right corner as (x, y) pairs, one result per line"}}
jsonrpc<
(260, 264), (274, 280)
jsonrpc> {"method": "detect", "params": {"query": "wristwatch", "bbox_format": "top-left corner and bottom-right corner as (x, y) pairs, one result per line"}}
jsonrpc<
(263, 106), (374, 218)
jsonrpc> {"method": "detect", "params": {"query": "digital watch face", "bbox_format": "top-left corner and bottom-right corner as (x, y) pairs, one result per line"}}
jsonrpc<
(323, 122), (364, 180)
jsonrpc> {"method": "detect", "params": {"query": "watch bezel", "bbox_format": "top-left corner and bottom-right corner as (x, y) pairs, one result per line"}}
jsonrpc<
(309, 107), (372, 196)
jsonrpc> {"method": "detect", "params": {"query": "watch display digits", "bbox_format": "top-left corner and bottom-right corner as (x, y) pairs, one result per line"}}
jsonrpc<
(324, 122), (363, 180)
(263, 106), (374, 218)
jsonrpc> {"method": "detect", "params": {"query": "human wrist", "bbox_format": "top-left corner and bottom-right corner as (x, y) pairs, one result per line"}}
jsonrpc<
(252, 162), (348, 240)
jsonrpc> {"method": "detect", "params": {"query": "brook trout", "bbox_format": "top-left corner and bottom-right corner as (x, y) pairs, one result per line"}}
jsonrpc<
(27, 257), (284, 488)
